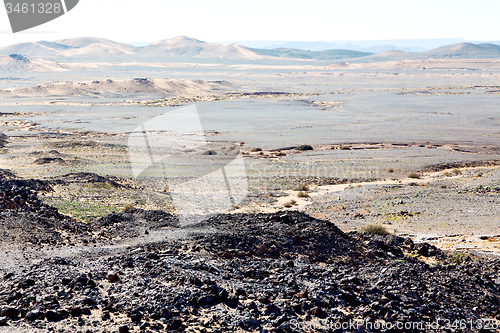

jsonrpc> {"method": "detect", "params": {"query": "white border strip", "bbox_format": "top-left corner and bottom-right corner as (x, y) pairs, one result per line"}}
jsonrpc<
(60, 0), (68, 14)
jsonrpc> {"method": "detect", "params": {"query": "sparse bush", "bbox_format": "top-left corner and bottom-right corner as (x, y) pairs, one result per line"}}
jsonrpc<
(340, 146), (351, 150)
(452, 168), (461, 175)
(251, 147), (262, 152)
(387, 168), (395, 173)
(122, 204), (135, 212)
(408, 172), (421, 179)
(447, 252), (470, 265)
(360, 224), (390, 236)
(296, 144), (313, 151)
(276, 152), (286, 157)
(293, 183), (310, 191)
(297, 191), (309, 198)
(201, 150), (217, 155)
(332, 204), (344, 211)
(284, 199), (297, 208)
(440, 184), (447, 189)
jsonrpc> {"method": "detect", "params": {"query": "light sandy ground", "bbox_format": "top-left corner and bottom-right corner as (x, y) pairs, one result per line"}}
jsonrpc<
(233, 164), (500, 254)
(237, 166), (495, 213)
(1, 52), (500, 259)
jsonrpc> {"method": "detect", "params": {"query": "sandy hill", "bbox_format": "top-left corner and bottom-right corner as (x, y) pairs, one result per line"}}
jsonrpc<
(66, 43), (138, 57)
(55, 37), (138, 50)
(136, 36), (267, 60)
(356, 50), (411, 62)
(2, 37), (500, 64)
(136, 36), (373, 60)
(347, 43), (500, 63)
(0, 78), (230, 96)
(37, 41), (78, 51)
(0, 37), (139, 59)
(253, 47), (372, 60)
(0, 54), (67, 72)
(419, 42), (500, 59)
(0, 42), (64, 58)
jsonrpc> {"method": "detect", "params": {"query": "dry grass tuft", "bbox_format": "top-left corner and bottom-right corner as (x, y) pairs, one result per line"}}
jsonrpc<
(121, 204), (135, 212)
(293, 183), (310, 191)
(297, 191), (309, 198)
(360, 224), (390, 236)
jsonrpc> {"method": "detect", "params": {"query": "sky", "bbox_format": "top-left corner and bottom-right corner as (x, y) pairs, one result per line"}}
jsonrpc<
(1, 0), (500, 46)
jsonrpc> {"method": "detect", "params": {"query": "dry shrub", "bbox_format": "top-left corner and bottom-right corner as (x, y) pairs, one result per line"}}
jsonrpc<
(293, 183), (310, 191)
(122, 204), (135, 212)
(408, 172), (421, 179)
(296, 145), (313, 151)
(297, 191), (309, 198)
(360, 224), (390, 236)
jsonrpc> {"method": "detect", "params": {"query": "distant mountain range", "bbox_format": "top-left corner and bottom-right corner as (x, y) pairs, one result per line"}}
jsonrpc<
(1, 36), (500, 65)
(220, 38), (470, 52)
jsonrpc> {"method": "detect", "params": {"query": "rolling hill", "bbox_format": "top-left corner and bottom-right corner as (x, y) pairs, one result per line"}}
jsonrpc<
(0, 37), (140, 59)
(0, 42), (64, 58)
(1, 37), (500, 64)
(418, 42), (500, 59)
(135, 36), (267, 60)
(0, 54), (67, 72)
(0, 36), (373, 61)
(252, 47), (372, 60)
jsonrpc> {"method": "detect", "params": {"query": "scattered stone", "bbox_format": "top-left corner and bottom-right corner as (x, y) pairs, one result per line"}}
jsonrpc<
(0, 307), (19, 319)
(118, 325), (129, 333)
(107, 272), (119, 283)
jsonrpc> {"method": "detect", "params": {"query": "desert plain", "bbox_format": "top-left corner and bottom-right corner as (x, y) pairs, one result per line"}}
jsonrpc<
(0, 37), (499, 332)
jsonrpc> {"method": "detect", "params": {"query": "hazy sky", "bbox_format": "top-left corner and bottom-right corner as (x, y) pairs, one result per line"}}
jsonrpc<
(1, 0), (499, 45)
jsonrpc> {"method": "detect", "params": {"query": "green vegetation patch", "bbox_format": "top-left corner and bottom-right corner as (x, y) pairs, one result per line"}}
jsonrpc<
(43, 198), (120, 223)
